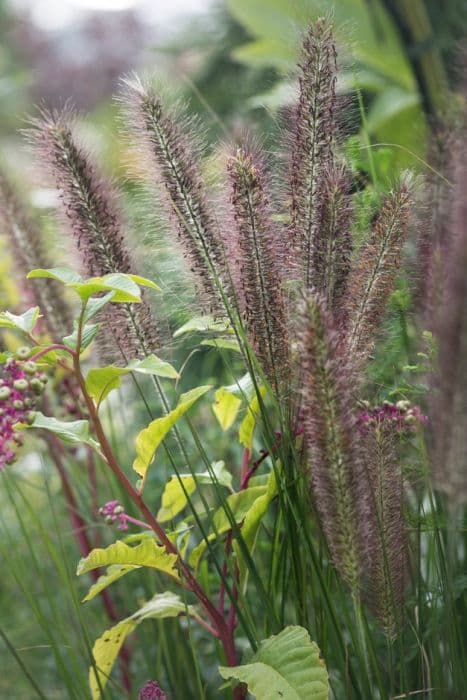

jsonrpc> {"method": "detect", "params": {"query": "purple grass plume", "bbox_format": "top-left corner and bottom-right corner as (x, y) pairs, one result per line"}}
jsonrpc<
(28, 107), (161, 362)
(431, 137), (467, 506)
(121, 77), (228, 312)
(362, 417), (408, 637)
(299, 293), (375, 594)
(287, 18), (338, 288)
(308, 162), (353, 314)
(344, 181), (411, 361)
(226, 142), (289, 388)
(0, 166), (72, 340)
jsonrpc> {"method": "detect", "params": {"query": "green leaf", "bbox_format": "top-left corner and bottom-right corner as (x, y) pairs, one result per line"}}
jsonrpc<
(158, 461), (233, 522)
(89, 592), (193, 700)
(0, 307), (41, 333)
(219, 626), (329, 700)
(127, 355), (179, 380)
(85, 355), (179, 405)
(85, 366), (127, 404)
(63, 322), (100, 351)
(82, 564), (141, 602)
(28, 412), (99, 450)
(27, 267), (82, 284)
(189, 485), (267, 568)
(69, 273), (142, 303)
(82, 292), (116, 323)
(126, 274), (161, 291)
(212, 387), (242, 431)
(239, 389), (265, 450)
(225, 372), (255, 399)
(200, 337), (241, 352)
(133, 385), (212, 481)
(173, 315), (231, 337)
(89, 618), (137, 700)
(77, 539), (180, 580)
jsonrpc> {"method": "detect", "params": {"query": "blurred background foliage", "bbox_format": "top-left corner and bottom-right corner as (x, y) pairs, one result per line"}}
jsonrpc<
(0, 0), (466, 697)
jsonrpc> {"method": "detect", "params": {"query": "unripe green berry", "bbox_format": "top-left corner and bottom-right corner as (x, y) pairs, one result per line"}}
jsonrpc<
(16, 346), (31, 360)
(38, 373), (48, 384)
(23, 361), (38, 375)
(13, 379), (29, 392)
(25, 411), (36, 425)
(30, 378), (45, 395)
(0, 387), (12, 401)
(13, 400), (24, 410)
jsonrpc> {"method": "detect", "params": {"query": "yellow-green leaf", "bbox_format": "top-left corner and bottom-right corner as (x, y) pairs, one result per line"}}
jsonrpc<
(239, 387), (266, 450)
(212, 387), (242, 431)
(158, 461), (233, 522)
(82, 564), (140, 603)
(77, 539), (180, 580)
(133, 385), (212, 481)
(90, 619), (136, 700)
(89, 592), (195, 699)
(219, 626), (329, 700)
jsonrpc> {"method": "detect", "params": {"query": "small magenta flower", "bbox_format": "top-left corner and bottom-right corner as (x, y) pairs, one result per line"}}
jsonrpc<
(0, 354), (45, 469)
(138, 680), (167, 699)
(99, 500), (150, 531)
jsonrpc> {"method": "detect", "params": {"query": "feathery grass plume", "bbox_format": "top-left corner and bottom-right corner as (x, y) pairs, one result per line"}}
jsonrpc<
(0, 166), (72, 340)
(360, 419), (407, 637)
(226, 142), (289, 387)
(287, 18), (338, 288)
(28, 107), (161, 362)
(121, 77), (228, 312)
(432, 138), (467, 506)
(299, 294), (374, 593)
(309, 162), (353, 313)
(416, 124), (456, 322)
(344, 181), (411, 360)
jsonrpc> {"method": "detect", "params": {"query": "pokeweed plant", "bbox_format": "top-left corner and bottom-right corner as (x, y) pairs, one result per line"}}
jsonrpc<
(0, 17), (466, 700)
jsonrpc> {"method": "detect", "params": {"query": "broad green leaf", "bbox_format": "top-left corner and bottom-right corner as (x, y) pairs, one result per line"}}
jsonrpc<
(69, 273), (142, 303)
(127, 355), (179, 380)
(173, 315), (231, 337)
(63, 322), (100, 351)
(0, 307), (40, 333)
(28, 412), (99, 450)
(234, 470), (277, 586)
(219, 626), (329, 700)
(89, 592), (193, 700)
(239, 389), (266, 450)
(133, 385), (212, 481)
(201, 337), (241, 352)
(126, 274), (161, 291)
(27, 267), (82, 284)
(158, 461), (233, 522)
(212, 387), (242, 430)
(189, 485), (267, 568)
(82, 292), (116, 323)
(77, 539), (180, 580)
(89, 619), (136, 700)
(86, 356), (179, 405)
(85, 366), (127, 404)
(82, 564), (140, 602)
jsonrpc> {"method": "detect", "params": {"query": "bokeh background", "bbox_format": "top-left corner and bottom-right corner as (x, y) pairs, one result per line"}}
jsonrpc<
(0, 0), (466, 697)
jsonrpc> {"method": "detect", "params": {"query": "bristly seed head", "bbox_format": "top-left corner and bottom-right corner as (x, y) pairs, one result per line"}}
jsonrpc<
(28, 106), (161, 362)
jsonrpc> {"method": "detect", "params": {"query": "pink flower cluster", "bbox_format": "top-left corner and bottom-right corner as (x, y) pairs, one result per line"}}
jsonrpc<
(357, 400), (427, 435)
(138, 681), (167, 700)
(98, 500), (130, 530)
(98, 500), (150, 531)
(0, 354), (46, 470)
